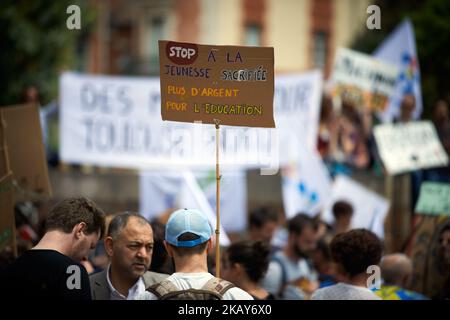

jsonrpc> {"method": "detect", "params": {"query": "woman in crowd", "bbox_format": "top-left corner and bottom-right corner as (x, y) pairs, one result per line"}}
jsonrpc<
(222, 240), (275, 300)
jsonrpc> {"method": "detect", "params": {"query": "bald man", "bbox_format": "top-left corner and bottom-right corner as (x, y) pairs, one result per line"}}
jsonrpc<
(373, 254), (428, 300)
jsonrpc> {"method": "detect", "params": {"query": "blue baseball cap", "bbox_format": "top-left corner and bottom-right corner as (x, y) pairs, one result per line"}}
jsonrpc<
(165, 208), (212, 247)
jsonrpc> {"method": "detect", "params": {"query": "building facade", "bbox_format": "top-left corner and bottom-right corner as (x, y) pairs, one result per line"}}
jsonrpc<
(86, 0), (372, 77)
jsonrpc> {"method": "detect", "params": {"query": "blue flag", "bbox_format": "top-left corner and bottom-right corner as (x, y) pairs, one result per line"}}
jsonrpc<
(373, 18), (422, 122)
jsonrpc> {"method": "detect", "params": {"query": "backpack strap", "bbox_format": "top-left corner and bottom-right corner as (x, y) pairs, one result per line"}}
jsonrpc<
(271, 255), (288, 298)
(201, 277), (235, 298)
(146, 279), (179, 299)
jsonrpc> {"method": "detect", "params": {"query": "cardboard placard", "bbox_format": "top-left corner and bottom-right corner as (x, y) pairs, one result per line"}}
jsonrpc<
(0, 173), (16, 254)
(0, 104), (52, 197)
(415, 182), (450, 216)
(159, 40), (275, 128)
(374, 121), (449, 175)
(0, 112), (9, 176)
(331, 47), (399, 112)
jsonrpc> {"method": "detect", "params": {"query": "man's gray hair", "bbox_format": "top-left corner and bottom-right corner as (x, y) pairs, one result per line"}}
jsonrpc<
(107, 212), (151, 239)
(380, 253), (413, 285)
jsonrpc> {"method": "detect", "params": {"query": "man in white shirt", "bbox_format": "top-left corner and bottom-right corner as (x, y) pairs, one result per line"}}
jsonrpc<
(137, 208), (253, 300)
(311, 229), (382, 300)
(90, 212), (167, 300)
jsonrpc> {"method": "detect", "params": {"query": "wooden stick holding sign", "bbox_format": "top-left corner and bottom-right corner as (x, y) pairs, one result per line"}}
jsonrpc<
(214, 119), (221, 277)
(158, 40), (275, 277)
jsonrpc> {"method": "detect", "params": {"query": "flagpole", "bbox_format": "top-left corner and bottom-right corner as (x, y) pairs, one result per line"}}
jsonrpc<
(214, 119), (221, 278)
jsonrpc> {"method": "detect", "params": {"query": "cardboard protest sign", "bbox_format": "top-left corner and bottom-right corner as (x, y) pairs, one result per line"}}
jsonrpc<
(322, 175), (390, 239)
(331, 47), (399, 112)
(407, 216), (450, 298)
(374, 121), (449, 175)
(159, 40), (275, 128)
(0, 112), (16, 255)
(415, 182), (450, 216)
(0, 104), (52, 197)
(0, 173), (16, 255)
(0, 112), (9, 176)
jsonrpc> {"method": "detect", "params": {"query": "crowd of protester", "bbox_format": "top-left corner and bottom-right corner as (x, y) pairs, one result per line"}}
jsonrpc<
(1, 195), (448, 300)
(1, 88), (449, 300)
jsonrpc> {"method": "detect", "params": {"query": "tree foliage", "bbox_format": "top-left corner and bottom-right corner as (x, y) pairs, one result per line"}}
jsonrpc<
(0, 0), (96, 106)
(352, 0), (450, 117)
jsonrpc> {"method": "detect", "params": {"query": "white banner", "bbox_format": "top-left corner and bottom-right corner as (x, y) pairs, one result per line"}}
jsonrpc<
(374, 121), (449, 175)
(139, 169), (247, 233)
(322, 175), (390, 239)
(274, 70), (323, 153)
(193, 170), (247, 233)
(179, 171), (231, 246)
(139, 170), (232, 246)
(60, 71), (322, 170)
(138, 171), (180, 220)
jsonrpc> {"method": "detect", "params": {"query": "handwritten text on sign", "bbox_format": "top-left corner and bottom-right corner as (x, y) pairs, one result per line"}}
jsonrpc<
(374, 121), (449, 175)
(331, 47), (399, 112)
(159, 40), (275, 128)
(415, 182), (450, 216)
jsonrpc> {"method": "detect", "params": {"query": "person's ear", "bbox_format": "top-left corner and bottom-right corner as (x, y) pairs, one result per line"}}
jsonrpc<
(164, 241), (174, 257)
(73, 222), (87, 239)
(206, 238), (213, 253)
(104, 236), (114, 257)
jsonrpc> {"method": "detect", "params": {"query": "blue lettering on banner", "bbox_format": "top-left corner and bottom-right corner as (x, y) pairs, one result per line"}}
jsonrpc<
(274, 83), (312, 112)
(80, 83), (134, 115)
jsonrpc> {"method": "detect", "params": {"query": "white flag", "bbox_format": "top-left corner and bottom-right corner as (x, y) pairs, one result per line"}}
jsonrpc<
(373, 18), (422, 122)
(178, 171), (230, 246)
(139, 170), (231, 246)
(281, 144), (332, 218)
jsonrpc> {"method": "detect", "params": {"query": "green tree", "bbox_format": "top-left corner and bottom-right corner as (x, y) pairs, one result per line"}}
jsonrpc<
(0, 0), (96, 106)
(352, 0), (450, 117)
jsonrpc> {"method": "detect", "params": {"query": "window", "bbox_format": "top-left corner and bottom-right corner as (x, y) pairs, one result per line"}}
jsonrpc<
(245, 24), (261, 46)
(313, 31), (328, 69)
(149, 17), (164, 75)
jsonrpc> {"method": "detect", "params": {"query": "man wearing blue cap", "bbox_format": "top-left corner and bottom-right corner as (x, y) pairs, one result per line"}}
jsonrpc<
(137, 208), (253, 300)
